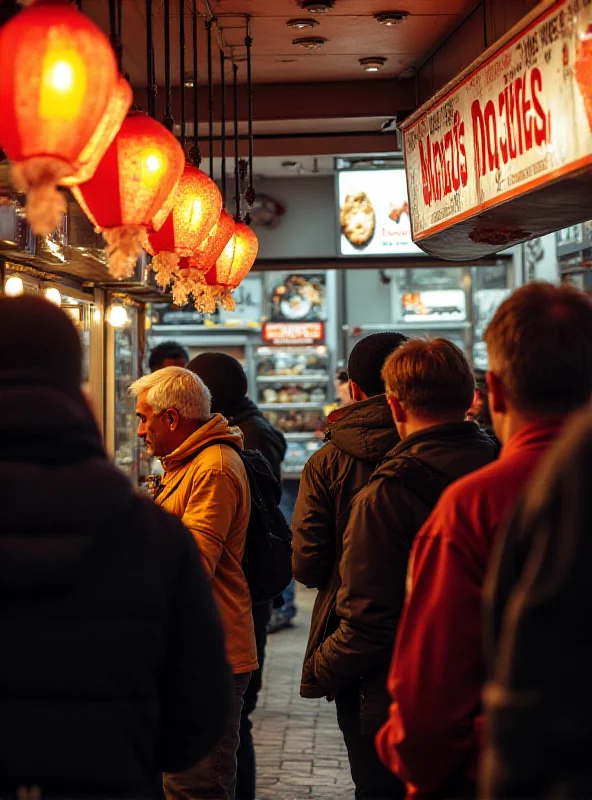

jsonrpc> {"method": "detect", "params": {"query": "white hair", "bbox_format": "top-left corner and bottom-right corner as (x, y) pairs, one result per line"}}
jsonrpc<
(130, 366), (211, 421)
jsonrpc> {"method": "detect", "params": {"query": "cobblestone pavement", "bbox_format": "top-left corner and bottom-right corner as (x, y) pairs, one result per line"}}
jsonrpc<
(252, 588), (355, 800)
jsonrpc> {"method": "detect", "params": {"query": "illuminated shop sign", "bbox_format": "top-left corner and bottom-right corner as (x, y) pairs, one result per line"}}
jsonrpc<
(262, 321), (325, 346)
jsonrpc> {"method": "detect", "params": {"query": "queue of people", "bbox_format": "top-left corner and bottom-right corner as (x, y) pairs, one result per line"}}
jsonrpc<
(1, 281), (592, 800)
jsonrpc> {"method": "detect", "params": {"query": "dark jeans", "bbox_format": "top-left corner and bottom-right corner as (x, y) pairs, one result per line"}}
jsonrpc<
(165, 671), (251, 800)
(236, 601), (271, 800)
(336, 684), (406, 800)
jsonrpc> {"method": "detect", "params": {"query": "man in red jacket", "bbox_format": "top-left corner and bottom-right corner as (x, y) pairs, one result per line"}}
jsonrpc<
(376, 282), (592, 799)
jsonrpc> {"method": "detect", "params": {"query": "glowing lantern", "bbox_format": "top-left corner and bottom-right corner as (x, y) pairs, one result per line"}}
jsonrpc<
(0, 0), (130, 234)
(205, 222), (259, 310)
(145, 163), (222, 289)
(72, 112), (185, 279)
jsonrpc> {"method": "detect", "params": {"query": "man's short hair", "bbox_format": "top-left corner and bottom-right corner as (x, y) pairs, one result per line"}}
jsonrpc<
(484, 282), (592, 415)
(382, 338), (475, 417)
(348, 332), (408, 397)
(148, 341), (190, 372)
(131, 367), (211, 421)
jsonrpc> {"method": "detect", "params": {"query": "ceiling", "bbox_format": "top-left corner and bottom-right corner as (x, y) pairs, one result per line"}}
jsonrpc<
(82, 0), (483, 87)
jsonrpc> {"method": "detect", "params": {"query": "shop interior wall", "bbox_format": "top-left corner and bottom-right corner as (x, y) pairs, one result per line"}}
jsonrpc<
(416, 0), (542, 107)
(253, 176), (337, 260)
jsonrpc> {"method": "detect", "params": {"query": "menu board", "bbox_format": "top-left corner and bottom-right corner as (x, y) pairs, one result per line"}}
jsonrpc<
(338, 169), (422, 256)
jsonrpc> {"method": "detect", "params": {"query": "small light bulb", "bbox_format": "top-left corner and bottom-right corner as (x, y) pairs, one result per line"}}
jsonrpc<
(146, 154), (161, 173)
(107, 304), (129, 327)
(50, 60), (74, 92)
(44, 287), (62, 307)
(4, 276), (24, 297)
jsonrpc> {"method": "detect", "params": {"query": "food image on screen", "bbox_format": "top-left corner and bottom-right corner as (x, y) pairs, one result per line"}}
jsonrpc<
(340, 192), (375, 247)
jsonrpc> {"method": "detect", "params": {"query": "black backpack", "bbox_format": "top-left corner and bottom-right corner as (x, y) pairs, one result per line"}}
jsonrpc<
(163, 438), (293, 605)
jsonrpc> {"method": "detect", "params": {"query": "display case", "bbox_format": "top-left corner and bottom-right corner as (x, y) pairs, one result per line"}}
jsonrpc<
(106, 304), (141, 483)
(255, 344), (329, 478)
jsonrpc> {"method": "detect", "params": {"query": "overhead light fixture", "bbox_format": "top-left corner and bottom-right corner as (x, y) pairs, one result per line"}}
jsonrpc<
(293, 36), (327, 50)
(4, 275), (24, 297)
(360, 57), (387, 72)
(106, 304), (129, 328)
(183, 73), (194, 88)
(287, 18), (319, 29)
(301, 1), (335, 12)
(375, 11), (409, 26)
(44, 287), (62, 306)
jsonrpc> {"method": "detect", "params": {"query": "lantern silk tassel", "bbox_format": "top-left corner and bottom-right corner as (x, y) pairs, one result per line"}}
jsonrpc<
(152, 250), (180, 289)
(11, 158), (69, 236)
(102, 225), (144, 280)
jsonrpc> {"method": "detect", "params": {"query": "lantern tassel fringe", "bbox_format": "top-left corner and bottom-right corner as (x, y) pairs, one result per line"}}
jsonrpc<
(173, 269), (217, 313)
(12, 158), (69, 237)
(152, 251), (180, 289)
(103, 226), (144, 280)
(211, 286), (236, 313)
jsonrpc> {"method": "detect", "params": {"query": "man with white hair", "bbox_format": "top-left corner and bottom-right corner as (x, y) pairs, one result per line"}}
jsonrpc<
(131, 367), (257, 800)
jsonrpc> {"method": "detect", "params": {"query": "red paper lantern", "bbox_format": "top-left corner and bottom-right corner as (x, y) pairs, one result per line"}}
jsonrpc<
(0, 0), (128, 234)
(205, 222), (259, 310)
(190, 209), (236, 272)
(72, 112), (185, 279)
(146, 163), (222, 288)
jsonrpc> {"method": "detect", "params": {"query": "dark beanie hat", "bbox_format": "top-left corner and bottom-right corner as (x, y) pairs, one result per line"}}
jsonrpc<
(348, 332), (408, 397)
(0, 294), (82, 399)
(188, 352), (248, 418)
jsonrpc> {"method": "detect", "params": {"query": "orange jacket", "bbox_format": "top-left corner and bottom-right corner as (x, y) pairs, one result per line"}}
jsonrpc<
(157, 414), (257, 675)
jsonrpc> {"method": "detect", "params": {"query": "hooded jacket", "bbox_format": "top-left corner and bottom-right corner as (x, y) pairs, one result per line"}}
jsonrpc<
(307, 421), (498, 735)
(292, 394), (400, 697)
(157, 414), (258, 674)
(0, 386), (232, 798)
(230, 397), (287, 483)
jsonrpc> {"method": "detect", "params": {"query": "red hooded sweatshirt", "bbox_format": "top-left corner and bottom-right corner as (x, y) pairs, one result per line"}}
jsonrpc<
(375, 421), (564, 799)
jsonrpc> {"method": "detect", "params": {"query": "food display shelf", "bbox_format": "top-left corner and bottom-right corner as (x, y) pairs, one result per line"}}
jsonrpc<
(259, 402), (326, 411)
(256, 374), (328, 383)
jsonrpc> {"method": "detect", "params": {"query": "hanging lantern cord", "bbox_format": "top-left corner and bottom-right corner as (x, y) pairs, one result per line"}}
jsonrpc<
(179, 0), (186, 150)
(220, 51), (227, 207)
(245, 17), (256, 215)
(109, 0), (123, 72)
(233, 62), (241, 223)
(189, 0), (201, 166)
(206, 18), (215, 179)
(163, 0), (174, 131)
(146, 0), (157, 117)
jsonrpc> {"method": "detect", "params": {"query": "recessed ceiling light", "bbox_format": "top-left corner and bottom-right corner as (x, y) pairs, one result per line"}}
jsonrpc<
(287, 18), (319, 29)
(301, 1), (335, 12)
(375, 11), (409, 26)
(360, 57), (388, 72)
(293, 36), (328, 50)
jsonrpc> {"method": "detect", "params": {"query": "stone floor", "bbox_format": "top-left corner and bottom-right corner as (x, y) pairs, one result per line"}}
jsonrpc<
(252, 588), (355, 800)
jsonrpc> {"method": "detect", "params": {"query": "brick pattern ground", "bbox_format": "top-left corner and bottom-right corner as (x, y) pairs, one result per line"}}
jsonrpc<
(252, 588), (355, 799)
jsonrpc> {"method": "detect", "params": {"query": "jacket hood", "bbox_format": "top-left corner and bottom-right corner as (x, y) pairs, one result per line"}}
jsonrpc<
(161, 413), (244, 471)
(231, 397), (287, 456)
(0, 387), (134, 595)
(374, 421), (499, 484)
(326, 394), (399, 463)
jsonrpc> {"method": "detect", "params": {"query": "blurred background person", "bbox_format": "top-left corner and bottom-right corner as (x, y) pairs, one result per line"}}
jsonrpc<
(335, 369), (352, 408)
(149, 341), (190, 372)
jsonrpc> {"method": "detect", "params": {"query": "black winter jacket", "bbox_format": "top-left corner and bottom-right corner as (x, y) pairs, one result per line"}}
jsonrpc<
(304, 421), (498, 735)
(230, 397), (287, 483)
(0, 386), (233, 799)
(292, 395), (400, 695)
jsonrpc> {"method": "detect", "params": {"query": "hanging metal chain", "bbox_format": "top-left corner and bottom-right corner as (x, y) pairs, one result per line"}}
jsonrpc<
(179, 0), (186, 150)
(163, 0), (174, 131)
(220, 51), (227, 207)
(233, 62), (241, 223)
(206, 18), (214, 179)
(146, 0), (157, 117)
(189, 0), (201, 165)
(108, 0), (123, 72)
(244, 17), (256, 215)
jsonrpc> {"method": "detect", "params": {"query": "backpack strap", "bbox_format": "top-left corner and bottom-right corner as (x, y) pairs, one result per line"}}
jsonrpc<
(155, 438), (241, 506)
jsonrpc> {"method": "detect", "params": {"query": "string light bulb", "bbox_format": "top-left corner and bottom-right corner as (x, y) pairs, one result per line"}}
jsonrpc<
(4, 276), (24, 297)
(44, 287), (62, 306)
(106, 303), (129, 327)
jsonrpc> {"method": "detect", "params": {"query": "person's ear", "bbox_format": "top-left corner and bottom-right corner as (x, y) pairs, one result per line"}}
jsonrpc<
(486, 371), (506, 415)
(166, 408), (180, 431)
(387, 395), (406, 423)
